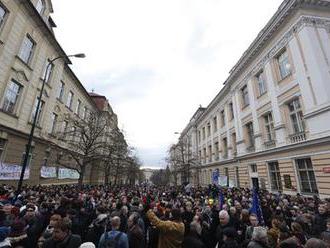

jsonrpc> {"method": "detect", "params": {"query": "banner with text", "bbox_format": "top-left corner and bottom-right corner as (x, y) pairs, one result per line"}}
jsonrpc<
(58, 168), (79, 179)
(40, 166), (57, 178)
(0, 163), (30, 180)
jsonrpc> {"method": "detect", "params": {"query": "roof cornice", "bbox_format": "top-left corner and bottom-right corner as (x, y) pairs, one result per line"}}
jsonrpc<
(224, 0), (330, 86)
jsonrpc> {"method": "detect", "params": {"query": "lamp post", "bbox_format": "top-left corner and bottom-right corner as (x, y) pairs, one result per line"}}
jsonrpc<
(16, 53), (85, 196)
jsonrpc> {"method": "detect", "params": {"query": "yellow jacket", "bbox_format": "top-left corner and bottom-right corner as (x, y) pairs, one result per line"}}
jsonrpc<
(147, 210), (185, 248)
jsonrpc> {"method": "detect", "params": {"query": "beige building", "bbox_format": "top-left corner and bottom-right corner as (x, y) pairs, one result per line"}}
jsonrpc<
(174, 0), (330, 198)
(0, 0), (121, 185)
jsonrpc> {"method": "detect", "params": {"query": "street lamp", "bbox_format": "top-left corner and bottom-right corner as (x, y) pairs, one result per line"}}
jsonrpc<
(16, 53), (86, 195)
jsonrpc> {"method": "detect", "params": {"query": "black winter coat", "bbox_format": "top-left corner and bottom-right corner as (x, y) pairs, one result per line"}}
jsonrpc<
(183, 232), (206, 248)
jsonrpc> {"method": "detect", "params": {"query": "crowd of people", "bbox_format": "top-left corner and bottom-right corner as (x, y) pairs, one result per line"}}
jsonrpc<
(0, 183), (329, 248)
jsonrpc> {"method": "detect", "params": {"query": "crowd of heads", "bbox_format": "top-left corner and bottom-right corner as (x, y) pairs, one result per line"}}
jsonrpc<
(0, 183), (329, 248)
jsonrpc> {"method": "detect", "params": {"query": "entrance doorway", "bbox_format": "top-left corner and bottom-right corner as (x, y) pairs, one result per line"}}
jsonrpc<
(251, 177), (259, 190)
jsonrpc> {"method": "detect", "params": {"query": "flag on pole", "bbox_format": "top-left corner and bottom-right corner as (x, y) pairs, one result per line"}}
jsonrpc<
(219, 188), (225, 210)
(250, 187), (264, 225)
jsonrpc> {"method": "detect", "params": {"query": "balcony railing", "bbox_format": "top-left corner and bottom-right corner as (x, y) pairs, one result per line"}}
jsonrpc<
(232, 150), (237, 157)
(264, 140), (276, 149)
(289, 131), (306, 144)
(222, 152), (228, 159)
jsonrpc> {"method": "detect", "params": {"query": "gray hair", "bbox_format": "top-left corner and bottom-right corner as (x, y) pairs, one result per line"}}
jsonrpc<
(190, 221), (202, 235)
(305, 238), (327, 248)
(110, 216), (121, 230)
(219, 210), (230, 220)
(252, 226), (268, 244)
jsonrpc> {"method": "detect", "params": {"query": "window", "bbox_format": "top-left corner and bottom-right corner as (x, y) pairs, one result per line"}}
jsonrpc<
(277, 49), (291, 80)
(246, 122), (255, 148)
(296, 158), (318, 194)
(202, 127), (206, 140)
(208, 145), (212, 162)
(198, 130), (201, 143)
(82, 106), (87, 119)
(222, 137), (228, 158)
(213, 116), (218, 133)
(66, 91), (73, 109)
(229, 102), (234, 120)
(62, 120), (68, 133)
(75, 99), (81, 116)
(220, 110), (225, 127)
(250, 164), (257, 173)
(42, 59), (53, 83)
(36, 0), (45, 14)
(31, 98), (45, 125)
(50, 113), (57, 134)
(207, 123), (211, 137)
(18, 35), (35, 64)
(0, 4), (8, 29)
(0, 138), (6, 161)
(288, 99), (305, 133)
(232, 133), (237, 154)
(235, 167), (240, 188)
(214, 142), (219, 161)
(264, 113), (275, 141)
(199, 150), (202, 162)
(57, 81), (65, 100)
(2, 80), (22, 114)
(256, 71), (267, 96)
(203, 148), (207, 163)
(241, 85), (249, 107)
(268, 161), (282, 191)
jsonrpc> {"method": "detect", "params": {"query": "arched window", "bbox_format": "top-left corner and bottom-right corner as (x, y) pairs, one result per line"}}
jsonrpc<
(36, 0), (45, 14)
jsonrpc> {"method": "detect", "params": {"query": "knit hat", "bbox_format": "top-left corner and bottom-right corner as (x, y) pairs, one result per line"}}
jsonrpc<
(0, 226), (10, 241)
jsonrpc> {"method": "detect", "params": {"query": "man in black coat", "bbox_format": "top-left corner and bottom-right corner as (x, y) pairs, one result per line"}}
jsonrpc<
(183, 221), (206, 248)
(215, 210), (235, 248)
(42, 217), (82, 248)
(312, 204), (328, 238)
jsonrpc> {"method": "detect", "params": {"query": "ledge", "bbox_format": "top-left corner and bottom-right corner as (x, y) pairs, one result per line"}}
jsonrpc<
(0, 109), (19, 119)
(15, 55), (33, 71)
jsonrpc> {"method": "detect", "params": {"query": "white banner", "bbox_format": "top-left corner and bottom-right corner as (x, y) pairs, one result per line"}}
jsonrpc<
(0, 163), (30, 180)
(219, 176), (228, 186)
(40, 166), (57, 178)
(58, 168), (79, 179)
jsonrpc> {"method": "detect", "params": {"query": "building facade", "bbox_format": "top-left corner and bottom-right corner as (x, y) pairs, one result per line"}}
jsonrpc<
(0, 0), (121, 185)
(174, 0), (330, 198)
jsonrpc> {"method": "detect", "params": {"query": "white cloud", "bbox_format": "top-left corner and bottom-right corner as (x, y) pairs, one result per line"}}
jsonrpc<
(52, 0), (283, 167)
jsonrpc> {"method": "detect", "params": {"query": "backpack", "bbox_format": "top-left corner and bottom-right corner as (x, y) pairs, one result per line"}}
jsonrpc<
(103, 231), (123, 248)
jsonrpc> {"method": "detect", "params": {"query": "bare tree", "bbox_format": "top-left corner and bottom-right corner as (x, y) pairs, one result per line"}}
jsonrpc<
(55, 111), (110, 186)
(167, 137), (199, 185)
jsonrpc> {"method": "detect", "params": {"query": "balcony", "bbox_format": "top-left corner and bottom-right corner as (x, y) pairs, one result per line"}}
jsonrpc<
(264, 140), (276, 149)
(289, 131), (306, 144)
(246, 146), (255, 153)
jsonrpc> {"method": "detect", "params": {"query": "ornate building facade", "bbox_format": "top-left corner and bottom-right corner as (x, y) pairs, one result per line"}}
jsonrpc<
(174, 0), (330, 198)
(0, 0), (121, 185)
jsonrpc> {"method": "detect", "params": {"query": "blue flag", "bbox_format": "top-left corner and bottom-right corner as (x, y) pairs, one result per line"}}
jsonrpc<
(219, 188), (225, 210)
(212, 169), (219, 185)
(250, 187), (264, 225)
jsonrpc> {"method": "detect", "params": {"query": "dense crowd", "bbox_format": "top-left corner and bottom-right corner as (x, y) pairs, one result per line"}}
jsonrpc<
(0, 184), (329, 248)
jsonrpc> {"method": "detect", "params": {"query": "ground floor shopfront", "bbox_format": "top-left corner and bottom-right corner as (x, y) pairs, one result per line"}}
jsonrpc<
(0, 125), (104, 186)
(189, 137), (330, 199)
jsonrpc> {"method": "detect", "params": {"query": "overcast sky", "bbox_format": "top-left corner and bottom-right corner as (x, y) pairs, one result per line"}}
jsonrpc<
(52, 0), (283, 168)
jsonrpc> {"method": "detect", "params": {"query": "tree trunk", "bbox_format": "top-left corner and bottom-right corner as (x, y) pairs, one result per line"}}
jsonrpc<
(78, 165), (86, 187)
(104, 170), (110, 185)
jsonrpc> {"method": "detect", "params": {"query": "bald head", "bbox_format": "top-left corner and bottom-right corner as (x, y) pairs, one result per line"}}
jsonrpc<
(110, 216), (121, 230)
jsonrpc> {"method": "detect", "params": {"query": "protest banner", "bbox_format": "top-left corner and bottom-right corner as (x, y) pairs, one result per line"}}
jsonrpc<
(58, 168), (79, 179)
(0, 163), (30, 180)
